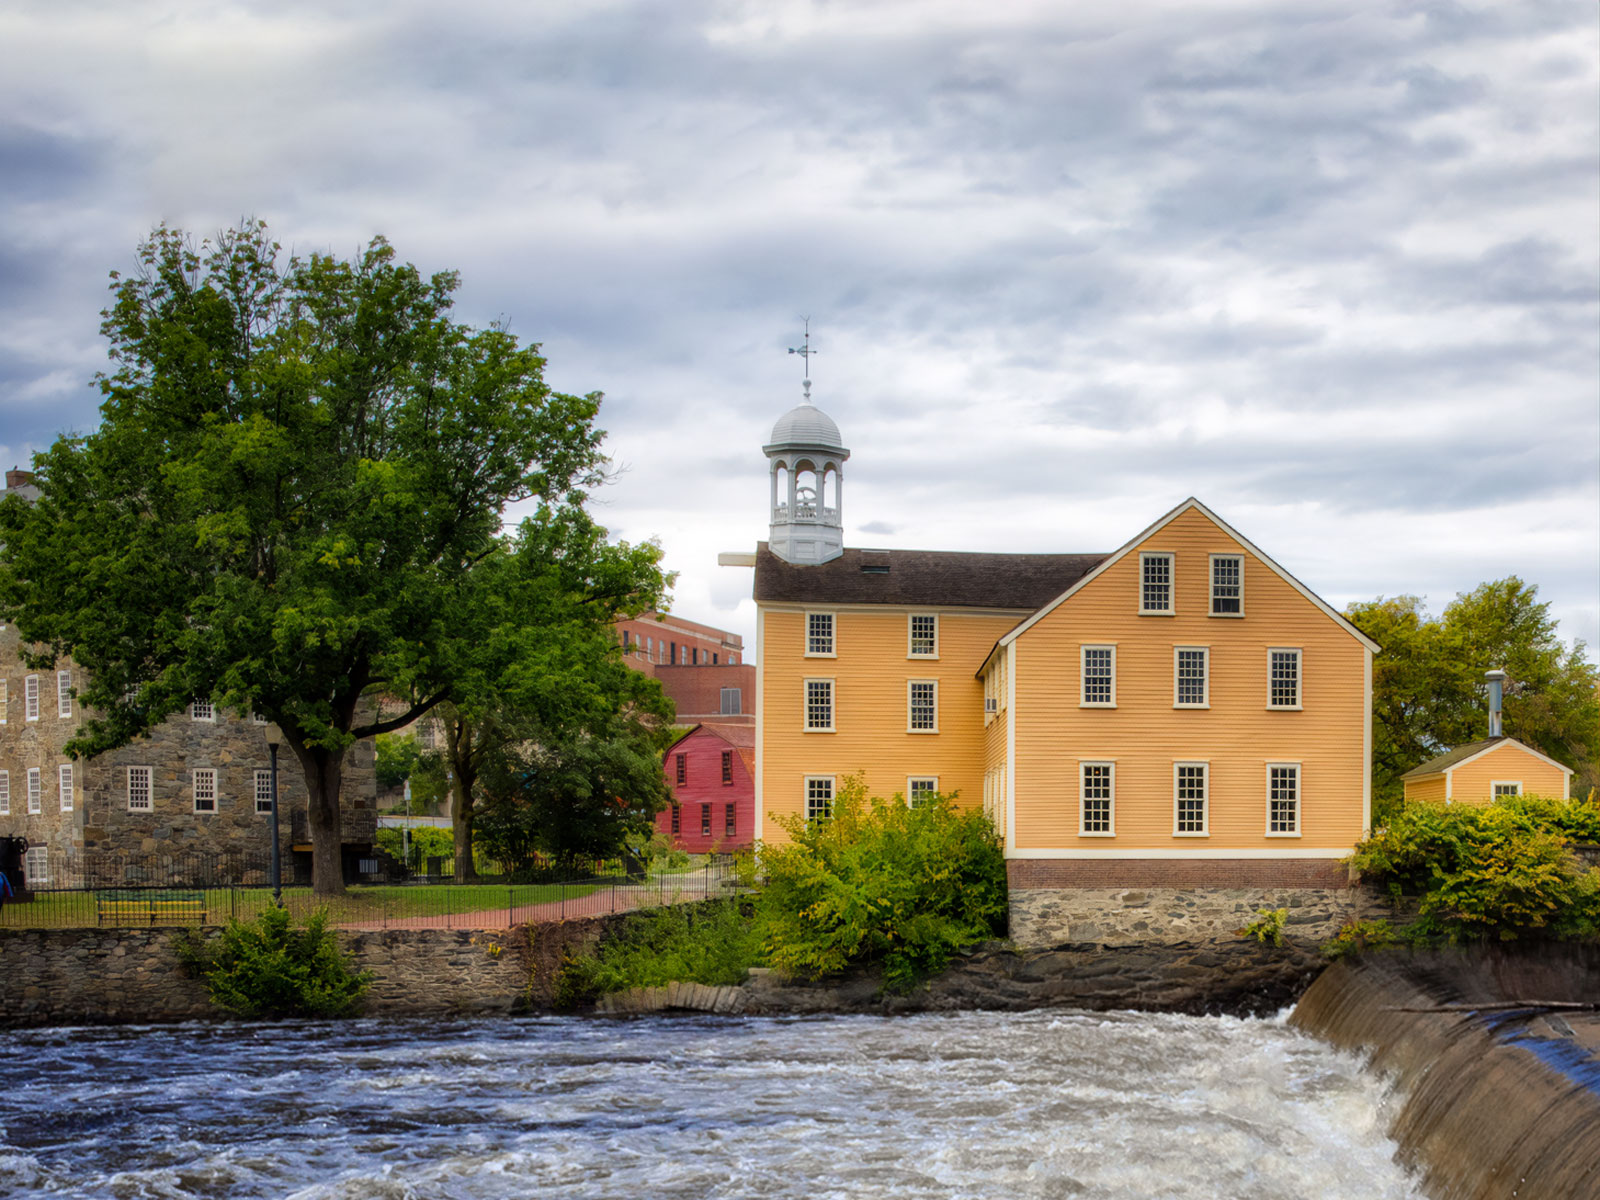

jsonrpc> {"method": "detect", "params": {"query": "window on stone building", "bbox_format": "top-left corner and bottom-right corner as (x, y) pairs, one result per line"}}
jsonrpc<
(720, 687), (742, 715)
(57, 670), (72, 719)
(25, 674), (38, 722)
(1268, 764), (1300, 835)
(58, 764), (73, 813)
(255, 770), (274, 815)
(0, 770), (8, 815)
(908, 681), (937, 732)
(725, 803), (736, 837)
(1081, 646), (1116, 707)
(909, 614), (938, 657)
(1211, 554), (1243, 615)
(1268, 649), (1302, 709)
(1140, 552), (1174, 613)
(804, 679), (834, 731)
(675, 754), (687, 785)
(128, 766), (153, 812)
(194, 769), (218, 813)
(24, 845), (47, 886)
(806, 612), (835, 656)
(805, 775), (834, 822)
(1174, 763), (1208, 835)
(27, 767), (41, 814)
(721, 750), (733, 784)
(252, 712), (268, 725)
(191, 699), (215, 722)
(700, 803), (711, 837)
(1174, 647), (1209, 708)
(1080, 763), (1115, 835)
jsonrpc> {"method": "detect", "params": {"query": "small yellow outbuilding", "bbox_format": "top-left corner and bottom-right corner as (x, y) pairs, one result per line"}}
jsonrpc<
(1401, 736), (1573, 804)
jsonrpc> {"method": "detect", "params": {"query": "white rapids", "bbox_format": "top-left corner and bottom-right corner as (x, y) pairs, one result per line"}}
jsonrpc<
(0, 1008), (1422, 1199)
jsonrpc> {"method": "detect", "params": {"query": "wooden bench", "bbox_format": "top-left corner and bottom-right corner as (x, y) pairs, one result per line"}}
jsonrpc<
(96, 890), (209, 926)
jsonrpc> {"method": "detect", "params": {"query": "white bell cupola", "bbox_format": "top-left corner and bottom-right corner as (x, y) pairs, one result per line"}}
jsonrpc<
(764, 392), (849, 565)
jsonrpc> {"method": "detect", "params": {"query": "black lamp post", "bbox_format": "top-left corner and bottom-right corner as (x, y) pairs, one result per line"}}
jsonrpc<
(265, 723), (284, 909)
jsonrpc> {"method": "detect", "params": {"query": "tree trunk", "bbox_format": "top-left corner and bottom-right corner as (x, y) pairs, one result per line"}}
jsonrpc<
(293, 741), (348, 896)
(449, 716), (479, 883)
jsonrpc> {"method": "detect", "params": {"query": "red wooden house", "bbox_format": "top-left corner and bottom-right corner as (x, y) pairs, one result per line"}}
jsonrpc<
(657, 724), (755, 852)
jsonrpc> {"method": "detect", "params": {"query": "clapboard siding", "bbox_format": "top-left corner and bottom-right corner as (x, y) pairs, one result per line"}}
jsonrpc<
(1447, 742), (1570, 803)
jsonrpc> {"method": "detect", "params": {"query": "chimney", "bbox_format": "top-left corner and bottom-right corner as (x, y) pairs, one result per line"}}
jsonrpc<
(1485, 669), (1506, 738)
(5, 469), (32, 491)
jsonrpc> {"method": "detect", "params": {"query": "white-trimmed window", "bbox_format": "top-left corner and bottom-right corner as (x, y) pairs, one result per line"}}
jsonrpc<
(58, 764), (73, 813)
(24, 845), (48, 886)
(27, 767), (41, 814)
(908, 777), (938, 808)
(0, 770), (8, 815)
(806, 612), (835, 656)
(909, 614), (938, 658)
(908, 680), (938, 732)
(1210, 554), (1243, 616)
(24, 674), (38, 722)
(1492, 781), (1523, 798)
(254, 769), (274, 815)
(251, 712), (268, 725)
(1080, 762), (1115, 836)
(191, 699), (215, 722)
(1175, 647), (1210, 708)
(1174, 763), (1208, 835)
(1081, 646), (1116, 707)
(193, 768), (218, 813)
(805, 775), (834, 822)
(0, 677), (8, 724)
(804, 678), (835, 732)
(57, 670), (73, 719)
(128, 766), (153, 812)
(1268, 763), (1300, 836)
(1268, 648), (1302, 709)
(1140, 552), (1173, 613)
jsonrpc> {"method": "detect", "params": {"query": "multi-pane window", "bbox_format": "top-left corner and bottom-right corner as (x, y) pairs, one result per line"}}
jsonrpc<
(675, 754), (687, 785)
(57, 670), (73, 719)
(700, 804), (712, 837)
(193, 769), (218, 813)
(806, 776), (834, 822)
(0, 677), (8, 723)
(191, 699), (215, 722)
(670, 805), (681, 834)
(908, 681), (937, 731)
(909, 615), (938, 657)
(254, 770), (274, 815)
(24, 846), (48, 887)
(0, 770), (8, 815)
(24, 674), (38, 721)
(1175, 763), (1208, 835)
(806, 612), (835, 656)
(1492, 782), (1522, 798)
(1080, 763), (1114, 835)
(908, 777), (938, 808)
(58, 764), (73, 813)
(1175, 648), (1209, 707)
(1211, 555), (1242, 615)
(1268, 764), (1300, 835)
(1081, 646), (1116, 706)
(725, 803), (736, 837)
(1140, 553), (1173, 613)
(805, 679), (834, 731)
(27, 767), (41, 814)
(128, 766), (153, 812)
(721, 750), (734, 785)
(720, 686), (742, 715)
(1269, 649), (1302, 709)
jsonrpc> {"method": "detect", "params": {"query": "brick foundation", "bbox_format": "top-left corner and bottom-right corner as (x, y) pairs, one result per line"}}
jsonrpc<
(1007, 858), (1352, 890)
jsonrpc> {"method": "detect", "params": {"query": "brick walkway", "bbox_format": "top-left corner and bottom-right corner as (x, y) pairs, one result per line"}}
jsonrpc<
(339, 878), (731, 931)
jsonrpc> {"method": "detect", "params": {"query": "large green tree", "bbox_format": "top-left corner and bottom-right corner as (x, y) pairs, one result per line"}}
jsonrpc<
(0, 221), (631, 894)
(1349, 578), (1599, 812)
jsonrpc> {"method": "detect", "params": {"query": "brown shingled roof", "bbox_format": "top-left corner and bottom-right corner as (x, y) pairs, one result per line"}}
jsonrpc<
(753, 543), (1107, 610)
(1401, 737), (1507, 779)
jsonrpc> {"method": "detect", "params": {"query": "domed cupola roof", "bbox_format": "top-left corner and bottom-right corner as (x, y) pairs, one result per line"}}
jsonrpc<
(765, 401), (847, 453)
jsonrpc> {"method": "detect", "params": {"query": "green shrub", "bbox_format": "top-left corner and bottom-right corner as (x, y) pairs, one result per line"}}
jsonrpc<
(559, 900), (762, 1003)
(1321, 918), (1401, 960)
(180, 906), (373, 1018)
(1237, 908), (1288, 947)
(375, 825), (455, 874)
(757, 776), (1008, 993)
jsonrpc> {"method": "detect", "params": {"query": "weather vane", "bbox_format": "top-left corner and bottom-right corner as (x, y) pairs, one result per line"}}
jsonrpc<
(788, 318), (816, 403)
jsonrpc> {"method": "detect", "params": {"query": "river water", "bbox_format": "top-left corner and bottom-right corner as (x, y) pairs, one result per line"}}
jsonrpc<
(1, 1009), (1421, 1199)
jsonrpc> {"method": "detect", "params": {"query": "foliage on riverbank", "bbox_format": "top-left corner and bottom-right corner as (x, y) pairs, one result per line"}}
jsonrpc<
(558, 900), (761, 1003)
(1345, 795), (1600, 944)
(178, 906), (373, 1017)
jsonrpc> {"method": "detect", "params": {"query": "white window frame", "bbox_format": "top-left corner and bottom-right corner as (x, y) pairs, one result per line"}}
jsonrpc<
(1079, 761), (1116, 837)
(1139, 552), (1174, 615)
(24, 845), (48, 886)
(907, 679), (939, 733)
(805, 611), (836, 657)
(127, 765), (153, 812)
(1174, 646), (1211, 709)
(193, 768), (218, 814)
(1491, 780), (1523, 798)
(907, 776), (938, 807)
(908, 614), (939, 659)
(1267, 647), (1303, 710)
(254, 769), (274, 815)
(1209, 553), (1244, 617)
(251, 712), (268, 725)
(0, 770), (8, 815)
(24, 674), (38, 722)
(1080, 645), (1117, 707)
(805, 774), (835, 822)
(1267, 762), (1301, 837)
(803, 678), (835, 732)
(58, 764), (73, 813)
(57, 670), (73, 719)
(190, 699), (215, 722)
(1173, 761), (1210, 836)
(27, 767), (42, 814)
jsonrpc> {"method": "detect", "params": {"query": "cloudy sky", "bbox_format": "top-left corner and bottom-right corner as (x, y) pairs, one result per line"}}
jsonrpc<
(2, 0), (1596, 657)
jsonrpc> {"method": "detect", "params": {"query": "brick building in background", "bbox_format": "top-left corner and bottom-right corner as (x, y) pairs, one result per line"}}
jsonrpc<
(618, 612), (754, 726)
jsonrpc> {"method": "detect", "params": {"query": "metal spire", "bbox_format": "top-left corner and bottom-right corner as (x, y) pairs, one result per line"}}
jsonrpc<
(788, 317), (816, 403)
